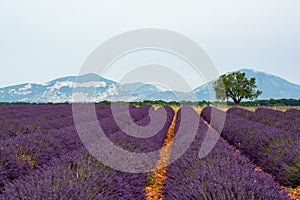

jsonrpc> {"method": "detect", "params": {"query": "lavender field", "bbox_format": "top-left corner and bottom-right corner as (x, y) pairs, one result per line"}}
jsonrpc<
(0, 104), (298, 199)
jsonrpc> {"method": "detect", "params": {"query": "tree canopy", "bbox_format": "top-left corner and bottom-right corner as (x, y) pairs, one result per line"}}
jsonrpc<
(213, 72), (262, 105)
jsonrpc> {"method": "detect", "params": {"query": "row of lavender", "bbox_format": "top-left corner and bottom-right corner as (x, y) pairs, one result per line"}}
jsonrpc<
(0, 104), (294, 199)
(0, 104), (73, 140)
(0, 104), (146, 140)
(2, 149), (147, 199)
(0, 104), (127, 192)
(228, 107), (300, 134)
(201, 106), (300, 187)
(163, 107), (290, 199)
(0, 104), (174, 199)
(0, 104), (116, 140)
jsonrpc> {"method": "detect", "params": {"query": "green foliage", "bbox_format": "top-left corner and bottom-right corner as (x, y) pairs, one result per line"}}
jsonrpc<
(3, 98), (300, 107)
(98, 100), (111, 105)
(146, 172), (157, 187)
(214, 72), (262, 105)
(225, 98), (300, 107)
(129, 100), (210, 107)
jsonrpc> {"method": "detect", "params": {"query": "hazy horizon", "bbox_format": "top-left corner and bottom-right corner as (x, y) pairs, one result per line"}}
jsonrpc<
(0, 68), (298, 92)
(1, 0), (299, 89)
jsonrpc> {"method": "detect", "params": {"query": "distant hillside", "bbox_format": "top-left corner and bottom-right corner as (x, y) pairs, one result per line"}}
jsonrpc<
(190, 69), (300, 101)
(0, 69), (299, 102)
(239, 69), (300, 99)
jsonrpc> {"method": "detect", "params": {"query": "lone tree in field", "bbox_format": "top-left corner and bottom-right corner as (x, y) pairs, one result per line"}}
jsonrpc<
(213, 72), (262, 105)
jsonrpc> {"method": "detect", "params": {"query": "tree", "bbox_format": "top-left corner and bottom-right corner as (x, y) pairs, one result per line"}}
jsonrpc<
(213, 72), (262, 105)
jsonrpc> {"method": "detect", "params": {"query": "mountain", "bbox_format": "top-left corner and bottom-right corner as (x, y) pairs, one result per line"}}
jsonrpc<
(123, 83), (189, 102)
(191, 69), (300, 101)
(0, 74), (126, 103)
(0, 69), (300, 102)
(123, 83), (161, 96)
(190, 69), (300, 101)
(189, 82), (215, 101)
(239, 69), (300, 99)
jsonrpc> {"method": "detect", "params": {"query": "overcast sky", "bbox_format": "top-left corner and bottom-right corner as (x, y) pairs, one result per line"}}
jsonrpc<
(0, 0), (299, 90)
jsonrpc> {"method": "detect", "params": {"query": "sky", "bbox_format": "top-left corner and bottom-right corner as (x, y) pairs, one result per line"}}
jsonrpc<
(0, 0), (299, 90)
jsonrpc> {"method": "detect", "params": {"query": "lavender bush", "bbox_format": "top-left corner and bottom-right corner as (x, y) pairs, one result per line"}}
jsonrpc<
(0, 104), (173, 198)
(163, 107), (291, 200)
(228, 107), (300, 134)
(202, 106), (300, 187)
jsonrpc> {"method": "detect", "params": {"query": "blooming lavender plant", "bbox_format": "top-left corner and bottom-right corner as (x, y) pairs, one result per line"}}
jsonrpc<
(0, 103), (173, 198)
(1, 149), (147, 199)
(164, 107), (291, 199)
(202, 106), (300, 187)
(228, 107), (300, 134)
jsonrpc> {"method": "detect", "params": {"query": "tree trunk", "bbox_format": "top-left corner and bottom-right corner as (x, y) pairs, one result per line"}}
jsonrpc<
(233, 98), (240, 106)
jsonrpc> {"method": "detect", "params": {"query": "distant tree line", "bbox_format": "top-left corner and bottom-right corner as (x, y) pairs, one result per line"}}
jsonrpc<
(98, 100), (211, 107)
(224, 98), (300, 107)
(132, 100), (212, 107)
(1, 99), (300, 107)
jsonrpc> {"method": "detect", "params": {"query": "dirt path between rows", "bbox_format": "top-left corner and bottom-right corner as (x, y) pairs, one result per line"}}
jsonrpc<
(202, 117), (299, 200)
(145, 109), (299, 200)
(145, 111), (177, 200)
